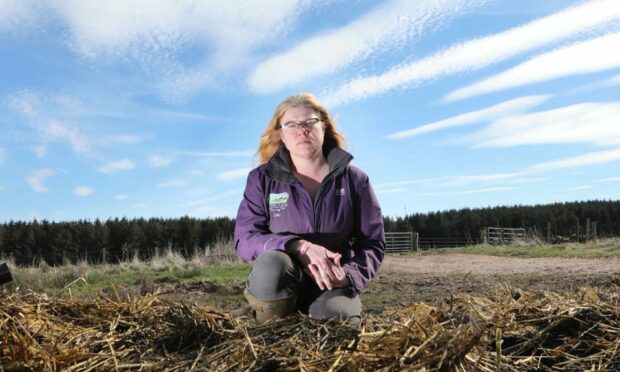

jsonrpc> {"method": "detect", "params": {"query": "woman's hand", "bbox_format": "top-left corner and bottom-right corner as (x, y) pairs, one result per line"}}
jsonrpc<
(296, 241), (351, 290)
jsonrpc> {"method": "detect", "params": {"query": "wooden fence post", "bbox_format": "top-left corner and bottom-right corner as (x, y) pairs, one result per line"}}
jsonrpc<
(586, 218), (591, 241)
(413, 232), (419, 251)
(547, 222), (552, 242)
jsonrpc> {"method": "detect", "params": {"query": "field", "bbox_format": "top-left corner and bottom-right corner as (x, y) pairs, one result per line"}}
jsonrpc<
(2, 239), (620, 370)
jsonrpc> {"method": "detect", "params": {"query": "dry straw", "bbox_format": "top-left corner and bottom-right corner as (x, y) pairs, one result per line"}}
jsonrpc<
(1, 285), (619, 370)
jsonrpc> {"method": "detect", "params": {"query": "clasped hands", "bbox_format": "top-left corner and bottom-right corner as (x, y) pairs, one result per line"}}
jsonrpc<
(293, 240), (350, 290)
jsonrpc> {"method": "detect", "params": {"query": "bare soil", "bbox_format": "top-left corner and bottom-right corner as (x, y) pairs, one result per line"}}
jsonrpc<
(363, 253), (620, 313)
(161, 253), (620, 314)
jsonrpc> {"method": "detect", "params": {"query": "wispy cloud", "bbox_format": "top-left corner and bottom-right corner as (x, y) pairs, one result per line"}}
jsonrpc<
(100, 134), (145, 145)
(445, 31), (620, 102)
(42, 119), (93, 156)
(0, 0), (38, 32)
(148, 154), (174, 168)
(4, 90), (141, 157)
(26, 168), (55, 192)
(422, 186), (515, 196)
(594, 176), (620, 182)
(73, 186), (93, 196)
(568, 185), (593, 191)
(157, 178), (189, 188)
(474, 102), (620, 147)
(605, 73), (620, 86)
(386, 95), (549, 139)
(323, 0), (620, 106)
(376, 171), (528, 189)
(249, 0), (484, 93)
(20, 1), (327, 100)
(98, 159), (135, 173)
(216, 168), (252, 182)
(527, 147), (620, 172)
(114, 194), (128, 200)
(375, 188), (408, 195)
(179, 150), (254, 158)
(185, 187), (245, 207)
(32, 145), (47, 159)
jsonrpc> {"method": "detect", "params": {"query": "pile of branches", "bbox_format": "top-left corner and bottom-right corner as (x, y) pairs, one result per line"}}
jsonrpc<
(1, 285), (619, 371)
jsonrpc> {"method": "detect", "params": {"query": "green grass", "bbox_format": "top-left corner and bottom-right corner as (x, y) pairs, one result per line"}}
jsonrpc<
(2, 250), (251, 298)
(443, 238), (620, 258)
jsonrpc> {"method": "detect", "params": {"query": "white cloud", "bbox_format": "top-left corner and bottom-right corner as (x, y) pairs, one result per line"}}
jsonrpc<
(216, 168), (252, 182)
(422, 186), (515, 196)
(180, 150), (254, 158)
(115, 194), (128, 200)
(605, 73), (620, 86)
(568, 185), (593, 191)
(376, 171), (528, 189)
(32, 145), (47, 158)
(5, 91), (94, 156)
(41, 1), (327, 99)
(26, 168), (55, 192)
(102, 135), (144, 145)
(527, 147), (620, 172)
(249, 0), (484, 93)
(375, 188), (408, 195)
(42, 119), (93, 156)
(185, 187), (245, 207)
(0, 0), (38, 32)
(323, 0), (620, 106)
(594, 176), (620, 182)
(98, 159), (135, 173)
(73, 186), (93, 196)
(131, 202), (147, 209)
(446, 31), (620, 102)
(157, 178), (189, 188)
(387, 95), (549, 139)
(148, 154), (174, 168)
(474, 102), (620, 147)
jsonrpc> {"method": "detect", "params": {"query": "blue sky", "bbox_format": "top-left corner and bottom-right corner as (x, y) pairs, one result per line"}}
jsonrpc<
(1, 0), (620, 222)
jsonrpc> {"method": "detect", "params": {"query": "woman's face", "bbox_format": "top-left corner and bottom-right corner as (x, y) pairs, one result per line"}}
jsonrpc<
(279, 106), (325, 160)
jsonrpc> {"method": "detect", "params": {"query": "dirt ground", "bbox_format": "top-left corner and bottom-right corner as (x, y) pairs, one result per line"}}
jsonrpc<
(163, 253), (620, 314)
(363, 253), (620, 313)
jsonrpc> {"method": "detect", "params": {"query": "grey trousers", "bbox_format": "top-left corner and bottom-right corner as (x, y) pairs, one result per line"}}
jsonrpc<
(247, 250), (362, 322)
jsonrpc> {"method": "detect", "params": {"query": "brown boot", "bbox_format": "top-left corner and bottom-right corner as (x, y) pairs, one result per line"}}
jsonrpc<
(243, 288), (297, 324)
(229, 305), (254, 318)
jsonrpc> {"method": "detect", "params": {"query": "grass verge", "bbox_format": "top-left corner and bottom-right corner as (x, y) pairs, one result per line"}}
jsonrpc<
(443, 237), (620, 257)
(2, 248), (250, 298)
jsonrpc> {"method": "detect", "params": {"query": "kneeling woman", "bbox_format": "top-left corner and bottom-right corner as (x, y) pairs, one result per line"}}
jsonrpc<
(234, 92), (385, 325)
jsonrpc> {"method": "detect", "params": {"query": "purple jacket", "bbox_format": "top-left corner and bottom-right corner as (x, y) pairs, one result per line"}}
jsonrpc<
(234, 145), (385, 293)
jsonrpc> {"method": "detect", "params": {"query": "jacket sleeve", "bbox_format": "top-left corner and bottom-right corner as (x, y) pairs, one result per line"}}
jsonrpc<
(234, 169), (299, 261)
(343, 172), (385, 293)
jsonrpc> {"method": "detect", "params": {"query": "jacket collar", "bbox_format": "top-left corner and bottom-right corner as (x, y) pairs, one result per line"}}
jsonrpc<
(265, 145), (353, 184)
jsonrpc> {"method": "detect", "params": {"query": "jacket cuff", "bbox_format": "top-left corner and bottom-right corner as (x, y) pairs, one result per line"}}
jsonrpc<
(264, 235), (299, 254)
(342, 263), (364, 294)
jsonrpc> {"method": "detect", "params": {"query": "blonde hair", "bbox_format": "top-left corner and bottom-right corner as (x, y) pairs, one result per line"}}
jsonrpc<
(257, 92), (346, 164)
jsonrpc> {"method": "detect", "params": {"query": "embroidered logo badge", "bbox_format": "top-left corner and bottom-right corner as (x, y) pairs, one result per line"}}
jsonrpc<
(269, 192), (289, 217)
(269, 192), (289, 205)
(336, 187), (346, 196)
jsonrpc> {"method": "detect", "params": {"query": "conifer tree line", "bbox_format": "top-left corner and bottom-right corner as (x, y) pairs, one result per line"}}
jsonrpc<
(0, 200), (618, 266)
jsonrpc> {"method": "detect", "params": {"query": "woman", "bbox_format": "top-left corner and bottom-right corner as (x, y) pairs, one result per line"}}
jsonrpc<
(234, 92), (385, 325)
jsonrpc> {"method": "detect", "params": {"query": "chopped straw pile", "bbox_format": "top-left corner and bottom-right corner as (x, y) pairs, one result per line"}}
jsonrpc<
(1, 286), (619, 371)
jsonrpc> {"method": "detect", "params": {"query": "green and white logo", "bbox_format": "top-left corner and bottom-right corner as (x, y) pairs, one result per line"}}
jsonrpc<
(269, 192), (289, 205)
